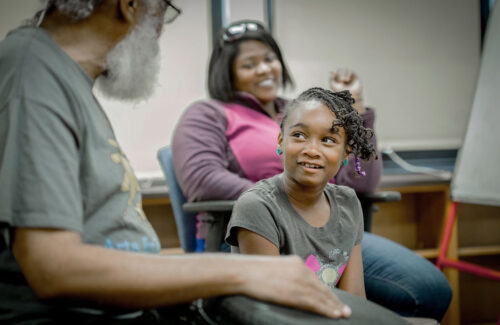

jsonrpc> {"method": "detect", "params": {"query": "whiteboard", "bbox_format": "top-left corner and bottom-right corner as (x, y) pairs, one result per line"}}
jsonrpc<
(451, 2), (500, 206)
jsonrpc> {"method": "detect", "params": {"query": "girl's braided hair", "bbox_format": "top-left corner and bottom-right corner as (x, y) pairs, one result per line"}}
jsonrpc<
(280, 87), (377, 161)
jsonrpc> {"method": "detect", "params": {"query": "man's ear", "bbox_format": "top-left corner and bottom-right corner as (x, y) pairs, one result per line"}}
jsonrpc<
(118, 0), (140, 24)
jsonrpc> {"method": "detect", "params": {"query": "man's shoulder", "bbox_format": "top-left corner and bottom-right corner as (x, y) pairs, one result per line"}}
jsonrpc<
(1, 27), (53, 71)
(1, 26), (38, 50)
(1, 27), (92, 108)
(0, 27), (39, 86)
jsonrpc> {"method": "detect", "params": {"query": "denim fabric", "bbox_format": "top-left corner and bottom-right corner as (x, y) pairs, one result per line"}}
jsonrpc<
(362, 232), (452, 321)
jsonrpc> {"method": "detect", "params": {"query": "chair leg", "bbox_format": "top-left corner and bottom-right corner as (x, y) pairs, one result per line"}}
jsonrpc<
(437, 201), (458, 270)
(439, 258), (500, 281)
(437, 201), (500, 280)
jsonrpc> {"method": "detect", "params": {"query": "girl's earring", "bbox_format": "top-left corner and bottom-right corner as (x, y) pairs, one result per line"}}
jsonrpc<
(343, 158), (348, 166)
(354, 156), (366, 177)
(277, 147), (282, 155)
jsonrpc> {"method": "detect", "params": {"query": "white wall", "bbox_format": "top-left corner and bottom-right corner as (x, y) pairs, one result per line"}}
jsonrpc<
(275, 0), (480, 152)
(0, 0), (40, 38)
(96, 1), (210, 179)
(225, 0), (265, 24)
(0, 0), (481, 180)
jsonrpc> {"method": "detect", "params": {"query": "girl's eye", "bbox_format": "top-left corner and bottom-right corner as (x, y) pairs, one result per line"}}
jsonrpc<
(323, 137), (337, 144)
(292, 132), (305, 139)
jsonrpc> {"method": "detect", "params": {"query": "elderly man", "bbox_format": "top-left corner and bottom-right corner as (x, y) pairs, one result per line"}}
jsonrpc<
(0, 0), (350, 323)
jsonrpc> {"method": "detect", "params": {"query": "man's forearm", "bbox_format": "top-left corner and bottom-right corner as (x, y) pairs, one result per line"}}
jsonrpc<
(13, 228), (349, 318)
(13, 229), (247, 308)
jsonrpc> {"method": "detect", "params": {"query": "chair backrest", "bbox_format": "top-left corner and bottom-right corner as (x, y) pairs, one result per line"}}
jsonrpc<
(157, 146), (197, 252)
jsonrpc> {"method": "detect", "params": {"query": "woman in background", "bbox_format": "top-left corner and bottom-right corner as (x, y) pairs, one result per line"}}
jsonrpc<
(172, 20), (451, 320)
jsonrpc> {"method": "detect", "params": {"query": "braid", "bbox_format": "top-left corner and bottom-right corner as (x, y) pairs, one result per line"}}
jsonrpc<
(280, 87), (377, 161)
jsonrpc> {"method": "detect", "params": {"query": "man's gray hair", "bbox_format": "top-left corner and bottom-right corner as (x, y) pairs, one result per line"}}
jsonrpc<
(30, 0), (157, 25)
(27, 0), (103, 25)
(47, 0), (105, 20)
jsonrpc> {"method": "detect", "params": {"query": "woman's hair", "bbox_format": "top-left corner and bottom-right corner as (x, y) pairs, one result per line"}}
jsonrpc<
(280, 87), (377, 161)
(208, 20), (294, 102)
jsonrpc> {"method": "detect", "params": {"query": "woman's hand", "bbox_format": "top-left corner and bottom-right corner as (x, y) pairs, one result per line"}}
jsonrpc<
(330, 69), (366, 114)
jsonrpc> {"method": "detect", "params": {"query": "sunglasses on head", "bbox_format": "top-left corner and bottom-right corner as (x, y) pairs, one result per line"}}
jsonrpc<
(220, 21), (266, 45)
(163, 0), (182, 24)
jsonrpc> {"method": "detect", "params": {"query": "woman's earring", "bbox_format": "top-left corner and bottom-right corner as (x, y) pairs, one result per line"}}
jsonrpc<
(277, 147), (282, 155)
(343, 158), (348, 166)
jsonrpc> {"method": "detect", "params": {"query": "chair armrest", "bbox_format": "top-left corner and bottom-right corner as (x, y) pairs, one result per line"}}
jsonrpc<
(359, 191), (401, 203)
(182, 200), (235, 252)
(183, 200), (235, 213)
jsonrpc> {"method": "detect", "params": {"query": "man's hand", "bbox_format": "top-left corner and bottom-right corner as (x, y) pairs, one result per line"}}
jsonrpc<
(330, 68), (366, 114)
(12, 228), (351, 318)
(237, 255), (352, 319)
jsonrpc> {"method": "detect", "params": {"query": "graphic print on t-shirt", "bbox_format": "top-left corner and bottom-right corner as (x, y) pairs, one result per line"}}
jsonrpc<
(104, 138), (160, 253)
(109, 139), (141, 205)
(108, 138), (146, 221)
(305, 248), (350, 287)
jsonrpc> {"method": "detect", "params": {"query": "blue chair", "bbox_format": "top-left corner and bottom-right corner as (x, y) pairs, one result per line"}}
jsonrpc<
(157, 146), (234, 252)
(157, 146), (198, 252)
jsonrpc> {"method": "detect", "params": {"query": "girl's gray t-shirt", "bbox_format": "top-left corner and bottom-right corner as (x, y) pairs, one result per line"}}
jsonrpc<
(226, 174), (363, 288)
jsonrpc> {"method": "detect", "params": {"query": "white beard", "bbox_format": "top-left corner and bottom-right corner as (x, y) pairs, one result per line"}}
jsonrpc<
(95, 16), (160, 102)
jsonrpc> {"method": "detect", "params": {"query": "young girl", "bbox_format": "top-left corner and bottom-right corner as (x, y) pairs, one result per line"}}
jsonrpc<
(225, 87), (377, 297)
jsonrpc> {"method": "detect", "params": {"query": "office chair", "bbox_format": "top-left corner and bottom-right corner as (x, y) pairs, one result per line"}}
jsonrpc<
(158, 146), (197, 252)
(157, 146), (233, 252)
(158, 146), (400, 252)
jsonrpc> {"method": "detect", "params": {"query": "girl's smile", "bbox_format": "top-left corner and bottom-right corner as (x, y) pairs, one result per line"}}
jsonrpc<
(279, 100), (348, 189)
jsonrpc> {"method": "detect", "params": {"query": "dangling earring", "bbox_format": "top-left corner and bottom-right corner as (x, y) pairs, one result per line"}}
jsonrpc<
(354, 156), (366, 177)
(343, 158), (348, 166)
(276, 147), (282, 155)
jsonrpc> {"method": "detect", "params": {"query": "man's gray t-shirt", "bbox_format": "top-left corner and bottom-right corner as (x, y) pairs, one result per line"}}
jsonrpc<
(226, 174), (363, 288)
(0, 26), (160, 320)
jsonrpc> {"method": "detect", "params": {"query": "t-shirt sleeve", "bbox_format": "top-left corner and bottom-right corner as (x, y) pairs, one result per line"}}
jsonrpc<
(225, 190), (280, 249)
(0, 97), (83, 233)
(333, 185), (364, 246)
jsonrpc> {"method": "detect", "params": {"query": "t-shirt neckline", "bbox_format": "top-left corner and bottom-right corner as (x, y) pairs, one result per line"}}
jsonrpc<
(276, 174), (338, 230)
